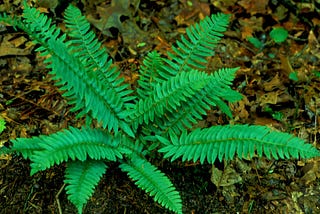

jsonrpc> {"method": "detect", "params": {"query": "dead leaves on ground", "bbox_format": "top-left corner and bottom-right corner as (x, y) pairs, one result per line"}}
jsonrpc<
(0, 34), (33, 57)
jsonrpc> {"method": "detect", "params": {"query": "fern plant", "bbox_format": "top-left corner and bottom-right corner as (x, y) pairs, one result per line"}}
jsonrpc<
(1, 3), (319, 214)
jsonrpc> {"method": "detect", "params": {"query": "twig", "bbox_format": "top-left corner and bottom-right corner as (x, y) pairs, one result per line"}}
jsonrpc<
(55, 183), (66, 214)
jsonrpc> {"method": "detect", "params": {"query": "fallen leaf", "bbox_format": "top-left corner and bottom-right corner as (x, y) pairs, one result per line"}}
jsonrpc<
(239, 16), (263, 39)
(263, 73), (283, 91)
(300, 160), (320, 185)
(211, 163), (242, 187)
(86, 0), (148, 48)
(238, 0), (269, 15)
(0, 37), (32, 57)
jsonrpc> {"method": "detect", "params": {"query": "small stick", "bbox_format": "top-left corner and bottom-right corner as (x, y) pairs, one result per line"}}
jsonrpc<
(55, 183), (66, 214)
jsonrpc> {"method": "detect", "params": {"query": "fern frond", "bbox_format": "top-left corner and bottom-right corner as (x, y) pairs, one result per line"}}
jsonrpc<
(159, 125), (320, 164)
(65, 160), (107, 214)
(137, 51), (166, 99)
(163, 13), (230, 77)
(124, 70), (211, 129)
(151, 67), (242, 137)
(17, 5), (133, 136)
(13, 127), (122, 175)
(120, 156), (182, 214)
(64, 5), (134, 106)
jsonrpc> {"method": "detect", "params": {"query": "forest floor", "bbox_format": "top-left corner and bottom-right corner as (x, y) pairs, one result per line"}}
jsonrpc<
(0, 0), (320, 213)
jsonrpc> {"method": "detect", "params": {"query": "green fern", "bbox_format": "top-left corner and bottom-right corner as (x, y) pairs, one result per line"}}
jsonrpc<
(0, 3), (319, 214)
(120, 155), (182, 214)
(63, 5), (135, 128)
(12, 127), (123, 175)
(137, 51), (165, 99)
(124, 70), (212, 129)
(65, 160), (108, 214)
(20, 4), (133, 136)
(164, 13), (230, 74)
(158, 125), (320, 163)
(156, 67), (242, 137)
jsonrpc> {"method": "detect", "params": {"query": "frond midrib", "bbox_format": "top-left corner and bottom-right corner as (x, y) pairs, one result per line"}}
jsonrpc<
(178, 137), (301, 150)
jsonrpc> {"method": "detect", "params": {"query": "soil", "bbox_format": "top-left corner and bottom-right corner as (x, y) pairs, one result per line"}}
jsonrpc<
(0, 0), (320, 214)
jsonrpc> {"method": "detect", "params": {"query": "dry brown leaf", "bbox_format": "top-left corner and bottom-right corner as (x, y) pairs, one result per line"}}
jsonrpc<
(211, 164), (242, 187)
(238, 0), (269, 15)
(258, 91), (280, 105)
(307, 30), (320, 59)
(0, 35), (33, 57)
(211, 0), (238, 13)
(0, 41), (31, 57)
(230, 97), (250, 121)
(273, 5), (289, 21)
(254, 117), (282, 128)
(279, 54), (294, 77)
(300, 160), (320, 185)
(239, 16), (263, 39)
(263, 73), (283, 91)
